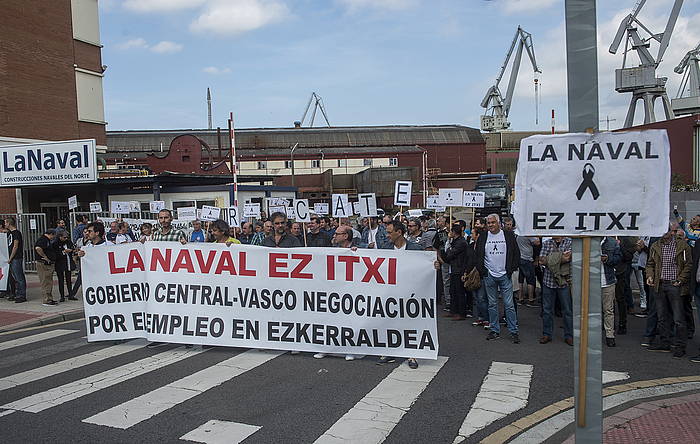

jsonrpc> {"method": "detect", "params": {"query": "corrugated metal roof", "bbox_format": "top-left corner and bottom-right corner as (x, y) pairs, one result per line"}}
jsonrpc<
(106, 125), (483, 154)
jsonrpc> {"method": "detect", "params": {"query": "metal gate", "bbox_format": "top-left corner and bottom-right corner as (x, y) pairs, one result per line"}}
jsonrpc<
(0, 213), (47, 272)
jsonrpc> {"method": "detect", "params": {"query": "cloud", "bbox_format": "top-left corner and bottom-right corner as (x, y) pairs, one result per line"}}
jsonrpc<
(189, 0), (290, 36)
(501, 0), (560, 14)
(149, 41), (184, 53)
(336, 0), (420, 13)
(116, 38), (183, 54)
(202, 66), (232, 75)
(122, 0), (205, 13)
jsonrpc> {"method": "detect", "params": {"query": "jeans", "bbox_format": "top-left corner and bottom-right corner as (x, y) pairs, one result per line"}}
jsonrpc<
(656, 282), (686, 350)
(632, 267), (647, 309)
(8, 258), (26, 300)
(475, 285), (488, 321)
(542, 285), (573, 339)
(441, 263), (451, 307)
(484, 273), (518, 335)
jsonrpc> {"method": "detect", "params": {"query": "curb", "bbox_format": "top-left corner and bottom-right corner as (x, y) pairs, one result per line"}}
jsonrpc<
(0, 309), (84, 333)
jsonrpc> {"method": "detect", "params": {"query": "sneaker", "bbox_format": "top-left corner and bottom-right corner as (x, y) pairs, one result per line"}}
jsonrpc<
(648, 344), (671, 352)
(526, 301), (538, 308)
(633, 311), (648, 318)
(376, 356), (396, 365)
(345, 355), (355, 361)
(689, 355), (700, 363)
(510, 333), (520, 344)
(407, 358), (418, 369)
(472, 320), (484, 326)
(42, 301), (57, 306)
(673, 349), (686, 359)
(641, 337), (654, 347)
(483, 322), (491, 330)
(313, 353), (326, 359)
(486, 331), (500, 341)
(465, 312), (474, 318)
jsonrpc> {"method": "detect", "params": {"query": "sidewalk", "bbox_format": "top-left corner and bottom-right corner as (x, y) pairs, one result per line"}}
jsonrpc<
(0, 273), (84, 332)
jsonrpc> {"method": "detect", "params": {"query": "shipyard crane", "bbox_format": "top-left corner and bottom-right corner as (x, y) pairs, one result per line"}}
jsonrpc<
(608, 0), (684, 127)
(480, 26), (541, 132)
(298, 92), (331, 127)
(671, 40), (700, 115)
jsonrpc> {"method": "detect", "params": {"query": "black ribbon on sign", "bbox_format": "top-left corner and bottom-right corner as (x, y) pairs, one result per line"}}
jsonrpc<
(575, 163), (600, 200)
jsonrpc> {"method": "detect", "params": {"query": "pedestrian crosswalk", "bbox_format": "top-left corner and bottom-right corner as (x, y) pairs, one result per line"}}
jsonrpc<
(0, 328), (634, 443)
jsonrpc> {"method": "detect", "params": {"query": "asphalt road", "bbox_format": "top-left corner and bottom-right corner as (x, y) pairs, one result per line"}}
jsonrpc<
(0, 303), (698, 444)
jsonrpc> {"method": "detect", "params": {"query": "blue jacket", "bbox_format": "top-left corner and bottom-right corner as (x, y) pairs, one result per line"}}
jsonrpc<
(359, 224), (390, 249)
(601, 237), (621, 286)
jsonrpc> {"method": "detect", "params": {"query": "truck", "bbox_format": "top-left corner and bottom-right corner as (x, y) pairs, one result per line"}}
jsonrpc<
(474, 174), (511, 219)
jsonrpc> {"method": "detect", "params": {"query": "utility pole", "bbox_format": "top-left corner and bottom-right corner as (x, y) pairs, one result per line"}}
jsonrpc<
(207, 88), (212, 130)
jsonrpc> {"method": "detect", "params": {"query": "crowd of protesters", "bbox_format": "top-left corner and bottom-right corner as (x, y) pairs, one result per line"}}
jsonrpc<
(4, 204), (700, 365)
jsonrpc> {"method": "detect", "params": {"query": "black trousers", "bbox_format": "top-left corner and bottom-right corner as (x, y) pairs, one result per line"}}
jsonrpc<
(450, 273), (467, 316)
(656, 282), (687, 349)
(55, 259), (72, 299)
(614, 273), (628, 330)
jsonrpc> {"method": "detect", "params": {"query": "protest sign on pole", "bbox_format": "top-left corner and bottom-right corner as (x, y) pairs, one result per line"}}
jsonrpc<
(243, 203), (261, 219)
(110, 201), (131, 215)
(269, 205), (286, 216)
(357, 193), (378, 218)
(228, 206), (241, 227)
(177, 207), (197, 221)
(68, 195), (78, 210)
(200, 205), (221, 222)
(80, 243), (438, 359)
(89, 202), (103, 213)
(394, 181), (412, 206)
(314, 203), (329, 215)
(285, 206), (296, 220)
(294, 199), (311, 223)
(331, 194), (350, 218)
(437, 188), (463, 207)
(426, 195), (446, 212)
(150, 201), (165, 214)
(462, 191), (485, 208)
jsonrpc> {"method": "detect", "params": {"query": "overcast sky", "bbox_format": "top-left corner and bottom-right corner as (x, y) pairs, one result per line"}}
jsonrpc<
(100, 0), (700, 132)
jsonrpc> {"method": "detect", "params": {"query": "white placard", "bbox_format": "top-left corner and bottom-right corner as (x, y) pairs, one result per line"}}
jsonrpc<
(407, 209), (423, 217)
(228, 207), (241, 227)
(81, 243), (438, 359)
(29, 219), (37, 230)
(269, 197), (289, 207)
(269, 206), (287, 216)
(89, 202), (102, 213)
(357, 193), (378, 217)
(177, 207), (197, 221)
(512, 130), (671, 236)
(243, 203), (261, 218)
(314, 203), (329, 215)
(129, 201), (141, 213)
(426, 195), (446, 212)
(332, 194), (351, 218)
(200, 205), (221, 222)
(294, 199), (311, 223)
(285, 207), (296, 220)
(438, 188), (463, 207)
(150, 201), (165, 213)
(0, 139), (97, 187)
(68, 195), (78, 210)
(462, 191), (485, 208)
(110, 201), (131, 215)
(394, 181), (412, 206)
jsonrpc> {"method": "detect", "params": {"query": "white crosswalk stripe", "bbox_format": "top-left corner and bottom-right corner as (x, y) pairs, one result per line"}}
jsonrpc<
(82, 349), (284, 429)
(314, 356), (448, 444)
(0, 329), (78, 351)
(0, 346), (204, 415)
(0, 339), (148, 391)
(180, 420), (262, 444)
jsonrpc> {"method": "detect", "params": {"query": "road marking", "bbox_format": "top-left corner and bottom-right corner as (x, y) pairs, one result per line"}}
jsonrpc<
(0, 340), (148, 391)
(0, 346), (203, 415)
(83, 349), (284, 429)
(453, 361), (533, 443)
(602, 370), (629, 384)
(0, 329), (78, 351)
(180, 420), (261, 444)
(0, 318), (85, 336)
(314, 356), (448, 444)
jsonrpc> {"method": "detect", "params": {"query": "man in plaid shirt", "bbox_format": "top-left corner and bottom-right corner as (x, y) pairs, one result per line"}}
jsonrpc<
(538, 237), (574, 346)
(251, 220), (272, 246)
(152, 209), (187, 244)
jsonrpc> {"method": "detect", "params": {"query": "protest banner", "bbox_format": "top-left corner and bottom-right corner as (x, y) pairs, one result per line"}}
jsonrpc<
(294, 199), (311, 223)
(512, 130), (670, 237)
(102, 218), (158, 236)
(0, 139), (97, 187)
(0, 233), (9, 291)
(200, 205), (221, 222)
(314, 203), (329, 215)
(357, 193), (378, 218)
(462, 191), (485, 208)
(110, 201), (131, 215)
(89, 202), (103, 213)
(394, 181), (412, 207)
(68, 195), (78, 210)
(243, 203), (260, 218)
(177, 207), (197, 221)
(80, 243), (438, 359)
(150, 201), (165, 213)
(332, 194), (351, 218)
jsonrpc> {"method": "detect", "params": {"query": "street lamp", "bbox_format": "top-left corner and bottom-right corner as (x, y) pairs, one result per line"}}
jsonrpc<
(290, 142), (299, 194)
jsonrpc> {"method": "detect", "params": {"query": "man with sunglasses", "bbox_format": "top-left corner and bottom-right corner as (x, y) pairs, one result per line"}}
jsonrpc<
(262, 212), (301, 248)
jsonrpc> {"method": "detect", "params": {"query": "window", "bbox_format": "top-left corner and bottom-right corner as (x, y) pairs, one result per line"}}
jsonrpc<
(311, 159), (320, 168)
(71, 0), (101, 45)
(363, 158), (372, 166)
(285, 160), (293, 169)
(75, 70), (105, 123)
(337, 159), (347, 167)
(389, 158), (398, 166)
(257, 161), (267, 170)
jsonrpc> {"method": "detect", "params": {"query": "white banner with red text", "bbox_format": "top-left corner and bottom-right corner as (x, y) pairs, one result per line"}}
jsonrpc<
(81, 242), (438, 359)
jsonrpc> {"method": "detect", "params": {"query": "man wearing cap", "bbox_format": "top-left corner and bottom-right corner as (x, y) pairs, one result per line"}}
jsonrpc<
(34, 229), (57, 306)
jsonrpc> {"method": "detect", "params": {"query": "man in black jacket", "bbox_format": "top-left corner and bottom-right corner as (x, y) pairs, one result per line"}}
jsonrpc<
(440, 224), (475, 320)
(614, 236), (638, 334)
(306, 216), (332, 247)
(475, 214), (520, 342)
